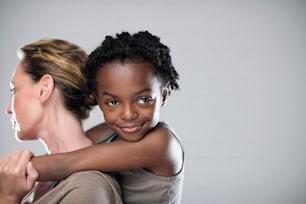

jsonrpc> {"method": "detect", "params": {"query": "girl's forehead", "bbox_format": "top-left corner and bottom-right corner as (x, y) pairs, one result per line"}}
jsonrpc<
(96, 62), (162, 91)
(102, 61), (156, 69)
(98, 62), (157, 78)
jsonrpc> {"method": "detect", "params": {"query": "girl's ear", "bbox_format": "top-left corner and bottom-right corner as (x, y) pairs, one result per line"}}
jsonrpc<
(161, 85), (170, 107)
(93, 92), (100, 105)
(38, 74), (54, 102)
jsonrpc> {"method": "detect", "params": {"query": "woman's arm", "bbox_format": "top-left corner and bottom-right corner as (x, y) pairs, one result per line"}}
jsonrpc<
(32, 125), (182, 181)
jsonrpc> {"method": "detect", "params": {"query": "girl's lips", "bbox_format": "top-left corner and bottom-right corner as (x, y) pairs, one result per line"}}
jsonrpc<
(120, 125), (142, 133)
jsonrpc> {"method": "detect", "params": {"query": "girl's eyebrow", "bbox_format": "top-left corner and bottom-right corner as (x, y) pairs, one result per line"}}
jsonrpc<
(134, 88), (152, 96)
(100, 92), (116, 98)
(100, 88), (152, 98)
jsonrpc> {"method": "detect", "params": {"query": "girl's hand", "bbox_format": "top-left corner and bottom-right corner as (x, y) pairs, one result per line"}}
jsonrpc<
(0, 150), (39, 203)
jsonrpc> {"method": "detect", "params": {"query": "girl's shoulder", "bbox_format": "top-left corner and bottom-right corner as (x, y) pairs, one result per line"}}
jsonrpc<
(85, 123), (115, 144)
(145, 121), (183, 152)
(143, 121), (184, 176)
(147, 121), (179, 140)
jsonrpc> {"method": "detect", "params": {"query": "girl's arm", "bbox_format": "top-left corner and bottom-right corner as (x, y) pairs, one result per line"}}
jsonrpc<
(31, 123), (113, 181)
(31, 125), (183, 181)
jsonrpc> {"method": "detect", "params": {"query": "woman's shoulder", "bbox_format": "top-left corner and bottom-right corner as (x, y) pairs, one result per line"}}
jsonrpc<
(35, 171), (122, 204)
(66, 171), (119, 188)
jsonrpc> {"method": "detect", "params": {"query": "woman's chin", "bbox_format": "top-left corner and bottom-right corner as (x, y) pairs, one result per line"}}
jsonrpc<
(14, 132), (28, 142)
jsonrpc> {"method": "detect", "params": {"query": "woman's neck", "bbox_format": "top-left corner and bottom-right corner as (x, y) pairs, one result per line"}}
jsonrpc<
(38, 106), (92, 154)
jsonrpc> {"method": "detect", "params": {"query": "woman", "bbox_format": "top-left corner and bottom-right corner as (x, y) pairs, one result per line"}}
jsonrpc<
(0, 39), (122, 204)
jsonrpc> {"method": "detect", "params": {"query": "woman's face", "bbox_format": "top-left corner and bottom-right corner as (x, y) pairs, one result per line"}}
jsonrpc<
(6, 61), (44, 141)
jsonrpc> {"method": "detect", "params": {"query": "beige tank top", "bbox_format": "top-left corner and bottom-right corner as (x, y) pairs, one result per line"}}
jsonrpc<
(102, 122), (184, 204)
(118, 167), (184, 204)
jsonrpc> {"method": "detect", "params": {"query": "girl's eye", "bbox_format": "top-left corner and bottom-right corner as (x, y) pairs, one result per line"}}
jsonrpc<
(138, 97), (153, 105)
(106, 100), (118, 107)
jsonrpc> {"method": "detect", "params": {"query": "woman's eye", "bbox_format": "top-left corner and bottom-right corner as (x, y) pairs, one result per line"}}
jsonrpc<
(9, 88), (16, 96)
(138, 97), (153, 104)
(106, 100), (118, 107)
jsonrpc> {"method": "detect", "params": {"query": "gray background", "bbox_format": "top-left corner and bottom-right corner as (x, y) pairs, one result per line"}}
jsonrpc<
(1, 0), (306, 203)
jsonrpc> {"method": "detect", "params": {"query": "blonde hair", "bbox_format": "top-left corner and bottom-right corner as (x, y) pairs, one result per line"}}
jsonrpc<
(19, 38), (93, 119)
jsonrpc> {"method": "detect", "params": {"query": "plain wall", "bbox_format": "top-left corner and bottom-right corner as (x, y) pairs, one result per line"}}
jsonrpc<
(1, 0), (306, 203)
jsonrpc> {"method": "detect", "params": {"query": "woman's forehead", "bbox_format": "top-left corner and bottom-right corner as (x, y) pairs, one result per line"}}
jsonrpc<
(11, 61), (30, 84)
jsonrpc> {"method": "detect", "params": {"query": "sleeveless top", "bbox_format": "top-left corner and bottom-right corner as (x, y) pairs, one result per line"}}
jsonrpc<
(99, 122), (184, 204)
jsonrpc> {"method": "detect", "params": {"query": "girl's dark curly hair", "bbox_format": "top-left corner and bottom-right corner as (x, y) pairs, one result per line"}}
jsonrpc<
(84, 31), (180, 105)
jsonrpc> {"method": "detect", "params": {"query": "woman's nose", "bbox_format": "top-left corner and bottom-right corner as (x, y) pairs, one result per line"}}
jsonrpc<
(6, 101), (12, 115)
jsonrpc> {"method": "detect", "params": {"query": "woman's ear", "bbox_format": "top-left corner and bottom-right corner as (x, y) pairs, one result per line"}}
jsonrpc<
(38, 74), (54, 102)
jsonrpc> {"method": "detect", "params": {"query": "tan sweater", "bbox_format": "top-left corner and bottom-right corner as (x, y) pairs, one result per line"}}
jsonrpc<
(23, 171), (122, 204)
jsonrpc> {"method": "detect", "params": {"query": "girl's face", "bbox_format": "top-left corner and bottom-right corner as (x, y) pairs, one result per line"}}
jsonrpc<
(95, 62), (168, 142)
(6, 61), (43, 141)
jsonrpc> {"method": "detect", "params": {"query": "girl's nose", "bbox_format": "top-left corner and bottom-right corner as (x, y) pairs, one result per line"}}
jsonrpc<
(120, 104), (138, 121)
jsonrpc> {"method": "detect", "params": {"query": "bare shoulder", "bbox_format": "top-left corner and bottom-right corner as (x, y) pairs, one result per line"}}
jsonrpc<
(142, 122), (184, 176)
(85, 123), (114, 144)
(145, 122), (181, 145)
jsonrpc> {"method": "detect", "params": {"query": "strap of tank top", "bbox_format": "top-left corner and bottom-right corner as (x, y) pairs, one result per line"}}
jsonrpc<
(97, 132), (117, 144)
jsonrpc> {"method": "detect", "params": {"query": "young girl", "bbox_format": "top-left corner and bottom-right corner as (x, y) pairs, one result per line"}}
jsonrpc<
(32, 31), (184, 204)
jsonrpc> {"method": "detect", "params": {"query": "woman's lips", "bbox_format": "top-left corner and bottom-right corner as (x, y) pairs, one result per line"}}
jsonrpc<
(10, 118), (16, 129)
